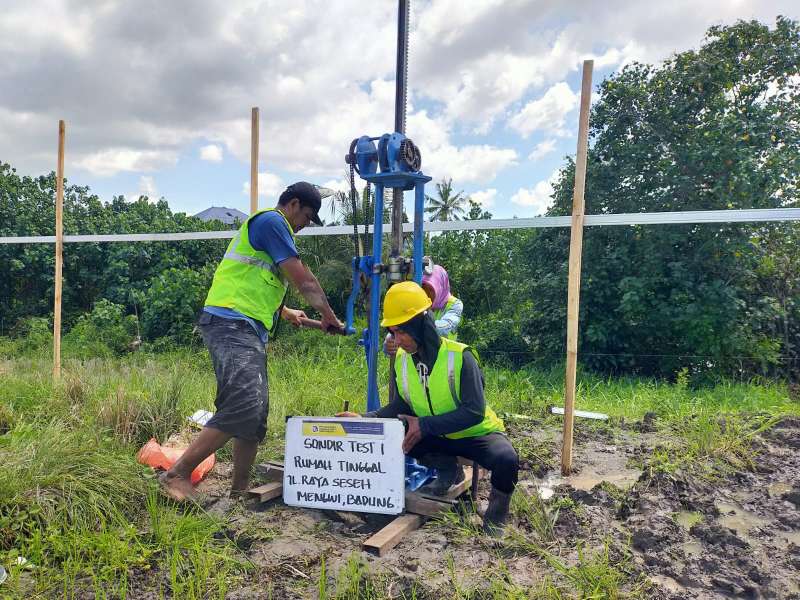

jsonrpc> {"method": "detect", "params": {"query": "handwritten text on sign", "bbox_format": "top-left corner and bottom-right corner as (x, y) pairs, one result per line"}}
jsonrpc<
(283, 417), (405, 514)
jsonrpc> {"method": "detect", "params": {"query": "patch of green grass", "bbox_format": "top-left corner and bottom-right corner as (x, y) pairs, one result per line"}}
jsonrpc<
(147, 495), (245, 600)
(0, 421), (149, 543)
(636, 411), (781, 477)
(432, 499), (485, 542)
(0, 334), (795, 597)
(512, 490), (559, 544)
(317, 552), (419, 600)
(557, 541), (649, 599)
(0, 415), (242, 598)
(508, 537), (649, 599)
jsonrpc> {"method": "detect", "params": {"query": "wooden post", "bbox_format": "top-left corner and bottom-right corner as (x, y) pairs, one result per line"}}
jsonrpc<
(561, 60), (593, 475)
(53, 120), (65, 380)
(250, 107), (259, 214)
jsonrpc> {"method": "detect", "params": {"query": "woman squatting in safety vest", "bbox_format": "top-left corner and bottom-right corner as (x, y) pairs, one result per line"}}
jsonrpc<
(340, 281), (519, 536)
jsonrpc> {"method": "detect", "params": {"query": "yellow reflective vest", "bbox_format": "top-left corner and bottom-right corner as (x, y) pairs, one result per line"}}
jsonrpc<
(432, 295), (459, 340)
(204, 209), (294, 333)
(395, 338), (504, 439)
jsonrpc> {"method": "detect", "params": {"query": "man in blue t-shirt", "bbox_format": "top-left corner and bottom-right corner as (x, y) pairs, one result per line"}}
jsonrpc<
(202, 204), (313, 343)
(159, 182), (343, 501)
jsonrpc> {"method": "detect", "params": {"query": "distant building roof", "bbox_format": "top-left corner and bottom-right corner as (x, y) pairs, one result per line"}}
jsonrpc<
(194, 206), (248, 225)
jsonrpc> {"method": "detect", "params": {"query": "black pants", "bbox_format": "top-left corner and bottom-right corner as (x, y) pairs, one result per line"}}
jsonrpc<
(409, 432), (519, 494)
(198, 313), (269, 442)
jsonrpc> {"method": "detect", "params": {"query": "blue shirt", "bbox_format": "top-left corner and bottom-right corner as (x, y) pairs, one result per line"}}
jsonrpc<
(204, 210), (299, 344)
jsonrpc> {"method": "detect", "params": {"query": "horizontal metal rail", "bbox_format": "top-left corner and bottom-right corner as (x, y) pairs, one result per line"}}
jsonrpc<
(1, 208), (798, 244)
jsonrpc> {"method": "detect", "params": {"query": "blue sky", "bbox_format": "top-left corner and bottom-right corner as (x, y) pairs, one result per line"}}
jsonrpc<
(2, 1), (797, 223)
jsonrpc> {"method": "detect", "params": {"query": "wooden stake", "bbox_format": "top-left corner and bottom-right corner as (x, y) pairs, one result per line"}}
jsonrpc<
(561, 60), (593, 476)
(53, 120), (65, 380)
(250, 107), (259, 214)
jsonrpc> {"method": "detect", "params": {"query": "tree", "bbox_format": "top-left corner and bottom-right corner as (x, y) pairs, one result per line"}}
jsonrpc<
(522, 17), (800, 379)
(428, 200), (538, 361)
(425, 179), (467, 221)
(0, 162), (226, 339)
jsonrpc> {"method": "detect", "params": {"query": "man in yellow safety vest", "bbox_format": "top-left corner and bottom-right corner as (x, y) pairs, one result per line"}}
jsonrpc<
(160, 182), (343, 501)
(340, 281), (519, 536)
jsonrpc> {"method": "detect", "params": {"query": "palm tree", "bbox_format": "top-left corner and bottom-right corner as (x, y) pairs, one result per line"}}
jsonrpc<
(425, 178), (467, 221)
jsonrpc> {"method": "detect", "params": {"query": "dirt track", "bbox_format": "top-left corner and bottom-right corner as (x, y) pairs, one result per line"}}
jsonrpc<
(138, 415), (800, 599)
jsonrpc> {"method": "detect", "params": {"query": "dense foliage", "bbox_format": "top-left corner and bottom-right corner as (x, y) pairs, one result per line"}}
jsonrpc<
(0, 165), (226, 343)
(1, 18), (798, 381)
(434, 17), (800, 380)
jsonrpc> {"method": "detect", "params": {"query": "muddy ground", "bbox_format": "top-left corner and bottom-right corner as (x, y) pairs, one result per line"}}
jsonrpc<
(142, 415), (799, 599)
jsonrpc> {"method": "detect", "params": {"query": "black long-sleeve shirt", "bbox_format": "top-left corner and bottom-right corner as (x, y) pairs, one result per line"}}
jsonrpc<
(365, 350), (486, 437)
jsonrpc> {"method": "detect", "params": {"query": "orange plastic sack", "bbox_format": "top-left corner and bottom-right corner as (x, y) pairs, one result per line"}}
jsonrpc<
(136, 438), (215, 485)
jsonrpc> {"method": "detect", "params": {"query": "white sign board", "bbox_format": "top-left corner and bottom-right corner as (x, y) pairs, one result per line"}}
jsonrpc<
(283, 417), (405, 515)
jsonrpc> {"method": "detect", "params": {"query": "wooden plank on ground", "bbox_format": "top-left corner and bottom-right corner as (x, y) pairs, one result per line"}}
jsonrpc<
(404, 492), (454, 517)
(256, 462), (284, 482)
(248, 481), (283, 503)
(418, 465), (473, 501)
(363, 514), (425, 556)
(446, 465), (473, 499)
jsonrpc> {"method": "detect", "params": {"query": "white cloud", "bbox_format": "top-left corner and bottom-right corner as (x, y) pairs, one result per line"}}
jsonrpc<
(138, 175), (157, 197)
(469, 188), (497, 209)
(74, 148), (178, 177)
(412, 0), (798, 133)
(124, 175), (158, 201)
(408, 109), (518, 184)
(242, 172), (284, 200)
(1, 0), (798, 197)
(321, 178), (352, 193)
(508, 83), (579, 138)
(510, 170), (561, 215)
(529, 139), (557, 161)
(199, 144), (223, 162)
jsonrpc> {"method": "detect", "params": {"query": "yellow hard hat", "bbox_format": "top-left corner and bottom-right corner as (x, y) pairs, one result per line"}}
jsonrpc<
(381, 281), (432, 327)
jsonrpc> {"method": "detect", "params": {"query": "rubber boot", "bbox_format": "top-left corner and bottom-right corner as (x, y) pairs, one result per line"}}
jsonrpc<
(418, 454), (465, 497)
(482, 486), (512, 537)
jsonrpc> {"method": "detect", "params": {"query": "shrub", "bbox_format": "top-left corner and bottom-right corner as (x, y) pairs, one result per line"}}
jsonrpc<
(141, 266), (214, 344)
(11, 316), (52, 349)
(63, 299), (138, 357)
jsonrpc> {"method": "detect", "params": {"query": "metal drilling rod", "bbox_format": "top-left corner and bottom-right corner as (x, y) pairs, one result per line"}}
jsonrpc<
(391, 0), (410, 258)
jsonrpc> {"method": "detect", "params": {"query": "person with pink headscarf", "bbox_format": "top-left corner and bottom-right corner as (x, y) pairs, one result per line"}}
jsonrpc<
(420, 265), (462, 339)
(385, 265), (463, 355)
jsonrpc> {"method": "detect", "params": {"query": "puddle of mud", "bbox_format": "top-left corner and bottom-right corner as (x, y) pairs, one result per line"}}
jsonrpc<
(715, 501), (769, 539)
(681, 541), (703, 557)
(775, 530), (800, 548)
(768, 482), (793, 497)
(673, 511), (703, 530)
(538, 470), (641, 498)
(535, 443), (642, 499)
(650, 574), (686, 594)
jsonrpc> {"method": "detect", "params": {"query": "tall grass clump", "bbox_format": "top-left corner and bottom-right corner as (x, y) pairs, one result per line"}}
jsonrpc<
(318, 552), (401, 600)
(146, 493), (243, 600)
(0, 421), (149, 549)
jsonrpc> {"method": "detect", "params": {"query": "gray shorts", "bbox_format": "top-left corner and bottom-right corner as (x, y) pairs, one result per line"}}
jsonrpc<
(198, 312), (269, 442)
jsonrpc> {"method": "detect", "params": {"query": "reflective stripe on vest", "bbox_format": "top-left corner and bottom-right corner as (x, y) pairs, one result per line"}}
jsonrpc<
(401, 345), (459, 408)
(204, 208), (294, 333)
(396, 338), (504, 439)
(223, 232), (284, 280)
